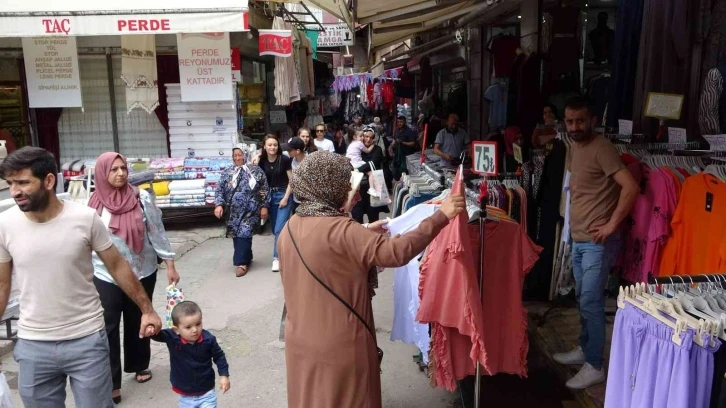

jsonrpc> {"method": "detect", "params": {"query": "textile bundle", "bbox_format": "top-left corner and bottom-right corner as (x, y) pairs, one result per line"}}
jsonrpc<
(272, 17), (300, 106)
(121, 35), (159, 114)
(149, 157), (233, 208)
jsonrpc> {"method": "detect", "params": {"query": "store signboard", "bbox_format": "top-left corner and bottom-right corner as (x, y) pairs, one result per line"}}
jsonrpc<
(22, 36), (82, 108)
(258, 30), (292, 57)
(0, 0), (249, 37)
(471, 141), (498, 176)
(318, 24), (355, 47)
(231, 47), (241, 83)
(644, 92), (683, 120)
(269, 110), (287, 124)
(177, 33), (233, 102)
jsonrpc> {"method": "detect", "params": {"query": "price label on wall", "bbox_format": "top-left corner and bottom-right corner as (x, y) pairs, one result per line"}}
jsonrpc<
(668, 127), (687, 144)
(513, 143), (523, 164)
(471, 141), (498, 176)
(618, 119), (633, 136)
(704, 135), (726, 151)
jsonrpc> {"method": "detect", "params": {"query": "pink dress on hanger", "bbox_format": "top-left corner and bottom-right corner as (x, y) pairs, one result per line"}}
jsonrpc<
(416, 170), (487, 391)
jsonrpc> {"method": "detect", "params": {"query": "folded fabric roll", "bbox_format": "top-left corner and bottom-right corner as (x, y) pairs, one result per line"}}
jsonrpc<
(169, 188), (206, 196)
(155, 171), (186, 180)
(128, 170), (155, 186)
(166, 194), (204, 200)
(150, 158), (185, 171)
(153, 181), (171, 196)
(168, 179), (206, 192)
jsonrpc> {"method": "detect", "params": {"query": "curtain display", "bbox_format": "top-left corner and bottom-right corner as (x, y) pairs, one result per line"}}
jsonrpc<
(121, 35), (159, 114)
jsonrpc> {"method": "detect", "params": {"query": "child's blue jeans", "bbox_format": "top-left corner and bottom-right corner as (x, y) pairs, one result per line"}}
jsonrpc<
(179, 389), (217, 408)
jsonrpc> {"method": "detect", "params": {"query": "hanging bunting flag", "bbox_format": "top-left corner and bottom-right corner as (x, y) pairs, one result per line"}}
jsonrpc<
(258, 29), (292, 57)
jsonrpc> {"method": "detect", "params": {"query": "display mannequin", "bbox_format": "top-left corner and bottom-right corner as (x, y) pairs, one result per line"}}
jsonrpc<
(547, 0), (582, 95)
(589, 12), (614, 64)
(699, 66), (726, 135)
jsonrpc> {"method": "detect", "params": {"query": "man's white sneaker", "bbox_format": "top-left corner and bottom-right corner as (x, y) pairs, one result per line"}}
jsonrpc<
(272, 259), (280, 272)
(553, 346), (586, 365)
(565, 363), (605, 389)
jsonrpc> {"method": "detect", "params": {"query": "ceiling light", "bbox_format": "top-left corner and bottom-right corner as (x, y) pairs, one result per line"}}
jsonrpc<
(517, 15), (521, 19)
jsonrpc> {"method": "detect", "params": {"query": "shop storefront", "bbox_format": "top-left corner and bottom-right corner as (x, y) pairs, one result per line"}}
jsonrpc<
(0, 0), (252, 165)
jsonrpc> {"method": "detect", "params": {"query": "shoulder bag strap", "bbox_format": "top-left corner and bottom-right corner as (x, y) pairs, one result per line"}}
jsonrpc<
(285, 221), (378, 346)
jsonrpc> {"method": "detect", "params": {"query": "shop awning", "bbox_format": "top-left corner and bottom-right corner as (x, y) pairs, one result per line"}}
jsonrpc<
(0, 0), (250, 37)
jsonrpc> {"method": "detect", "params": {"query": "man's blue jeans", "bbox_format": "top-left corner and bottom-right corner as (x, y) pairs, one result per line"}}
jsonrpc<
(269, 189), (292, 260)
(572, 236), (621, 369)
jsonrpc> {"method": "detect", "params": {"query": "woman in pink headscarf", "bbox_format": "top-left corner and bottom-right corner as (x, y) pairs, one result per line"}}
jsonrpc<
(89, 152), (180, 404)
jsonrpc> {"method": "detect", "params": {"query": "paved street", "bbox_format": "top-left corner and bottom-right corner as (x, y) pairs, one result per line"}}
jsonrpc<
(1, 231), (457, 407)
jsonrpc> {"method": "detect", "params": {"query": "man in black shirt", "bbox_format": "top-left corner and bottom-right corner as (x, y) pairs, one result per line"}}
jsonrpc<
(392, 116), (418, 180)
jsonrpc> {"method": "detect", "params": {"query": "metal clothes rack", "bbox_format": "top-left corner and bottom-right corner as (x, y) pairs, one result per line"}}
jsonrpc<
(475, 178), (488, 408)
(649, 274), (726, 285)
(422, 163), (445, 186)
(617, 141), (701, 151)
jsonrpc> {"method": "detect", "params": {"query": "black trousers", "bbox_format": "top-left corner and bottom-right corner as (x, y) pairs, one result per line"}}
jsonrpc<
(351, 191), (382, 224)
(233, 237), (253, 266)
(94, 272), (157, 390)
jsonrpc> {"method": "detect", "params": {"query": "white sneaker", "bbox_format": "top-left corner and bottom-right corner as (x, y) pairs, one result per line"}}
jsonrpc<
(271, 259), (280, 272)
(553, 346), (586, 365)
(565, 363), (605, 389)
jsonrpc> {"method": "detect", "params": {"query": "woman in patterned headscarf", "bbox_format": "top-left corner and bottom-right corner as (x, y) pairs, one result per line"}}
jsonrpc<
(214, 144), (270, 277)
(277, 151), (464, 408)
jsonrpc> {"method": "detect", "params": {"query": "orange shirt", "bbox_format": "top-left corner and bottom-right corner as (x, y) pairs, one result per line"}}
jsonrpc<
(659, 173), (726, 275)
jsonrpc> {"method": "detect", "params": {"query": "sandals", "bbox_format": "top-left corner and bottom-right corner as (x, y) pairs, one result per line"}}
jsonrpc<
(236, 266), (248, 277)
(135, 370), (152, 384)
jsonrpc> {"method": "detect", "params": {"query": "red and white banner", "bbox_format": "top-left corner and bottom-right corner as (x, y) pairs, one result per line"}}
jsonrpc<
(231, 47), (241, 83)
(177, 33), (233, 102)
(0, 0), (249, 37)
(258, 30), (292, 57)
(0, 13), (249, 37)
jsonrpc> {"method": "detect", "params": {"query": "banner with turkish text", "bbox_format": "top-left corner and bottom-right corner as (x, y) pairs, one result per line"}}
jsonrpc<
(177, 32), (232, 102)
(231, 47), (241, 83)
(22, 36), (83, 108)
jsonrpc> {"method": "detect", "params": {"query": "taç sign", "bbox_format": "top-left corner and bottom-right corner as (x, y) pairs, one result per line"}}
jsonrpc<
(258, 30), (292, 57)
(177, 32), (232, 102)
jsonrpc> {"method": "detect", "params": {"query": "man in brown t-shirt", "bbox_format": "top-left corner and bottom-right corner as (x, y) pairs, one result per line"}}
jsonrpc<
(552, 97), (638, 389)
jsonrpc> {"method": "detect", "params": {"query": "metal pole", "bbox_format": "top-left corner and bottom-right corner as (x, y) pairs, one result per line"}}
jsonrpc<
(106, 50), (120, 153)
(475, 175), (488, 408)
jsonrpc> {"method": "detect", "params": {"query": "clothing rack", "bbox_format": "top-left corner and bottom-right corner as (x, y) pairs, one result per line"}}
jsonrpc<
(422, 164), (445, 186)
(605, 133), (649, 141)
(649, 274), (726, 285)
(618, 141), (701, 151)
(475, 173), (487, 408)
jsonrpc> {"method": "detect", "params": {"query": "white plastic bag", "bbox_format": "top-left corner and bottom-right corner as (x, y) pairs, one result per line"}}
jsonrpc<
(0, 372), (14, 408)
(368, 163), (391, 208)
(165, 284), (185, 328)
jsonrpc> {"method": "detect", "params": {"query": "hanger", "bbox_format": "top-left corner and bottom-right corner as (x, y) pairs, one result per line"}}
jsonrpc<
(619, 285), (685, 345)
(641, 282), (716, 347)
